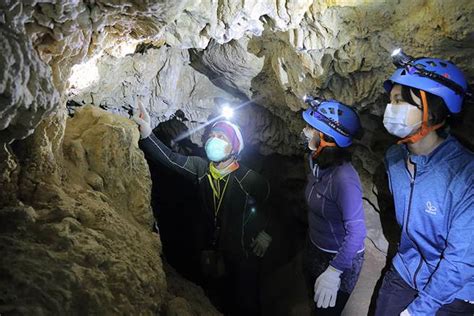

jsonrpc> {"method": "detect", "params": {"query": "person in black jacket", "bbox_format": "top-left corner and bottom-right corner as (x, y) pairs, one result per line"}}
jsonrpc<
(132, 99), (271, 316)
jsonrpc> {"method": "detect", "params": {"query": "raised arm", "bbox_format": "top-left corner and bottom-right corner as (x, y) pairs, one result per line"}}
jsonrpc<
(139, 133), (207, 180)
(132, 98), (207, 180)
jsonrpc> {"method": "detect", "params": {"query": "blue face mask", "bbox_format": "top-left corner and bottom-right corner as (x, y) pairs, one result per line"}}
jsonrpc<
(205, 137), (230, 162)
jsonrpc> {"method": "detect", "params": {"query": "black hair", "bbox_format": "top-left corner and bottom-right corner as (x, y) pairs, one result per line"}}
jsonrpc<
(400, 85), (449, 125)
(315, 134), (352, 169)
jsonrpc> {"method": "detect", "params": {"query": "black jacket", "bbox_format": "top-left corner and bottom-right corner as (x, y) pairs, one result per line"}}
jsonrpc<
(139, 133), (270, 262)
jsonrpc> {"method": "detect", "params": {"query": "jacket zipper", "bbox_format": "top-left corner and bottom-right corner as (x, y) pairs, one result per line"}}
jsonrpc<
(405, 162), (423, 289)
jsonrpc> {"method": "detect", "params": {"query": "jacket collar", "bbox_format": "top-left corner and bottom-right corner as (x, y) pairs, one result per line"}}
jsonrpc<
(402, 134), (459, 168)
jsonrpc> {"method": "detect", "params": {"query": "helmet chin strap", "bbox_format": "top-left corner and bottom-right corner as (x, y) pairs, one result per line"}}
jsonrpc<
(397, 90), (445, 144)
(311, 132), (337, 159)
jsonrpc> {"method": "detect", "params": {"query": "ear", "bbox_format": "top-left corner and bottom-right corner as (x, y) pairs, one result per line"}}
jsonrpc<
(308, 134), (319, 151)
(303, 126), (318, 138)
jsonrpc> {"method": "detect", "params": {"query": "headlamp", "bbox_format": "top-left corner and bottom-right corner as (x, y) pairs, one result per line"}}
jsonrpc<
(303, 94), (352, 138)
(391, 48), (414, 68)
(390, 48), (465, 96)
(221, 104), (234, 119)
(303, 94), (323, 107)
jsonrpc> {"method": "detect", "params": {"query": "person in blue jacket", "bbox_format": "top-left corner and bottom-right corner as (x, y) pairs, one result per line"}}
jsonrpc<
(301, 96), (366, 315)
(374, 49), (474, 316)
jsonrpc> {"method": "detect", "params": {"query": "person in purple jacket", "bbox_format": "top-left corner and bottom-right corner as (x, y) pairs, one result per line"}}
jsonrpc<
(301, 96), (366, 315)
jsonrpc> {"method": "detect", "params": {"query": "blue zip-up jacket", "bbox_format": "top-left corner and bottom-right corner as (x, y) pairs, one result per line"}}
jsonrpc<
(305, 160), (366, 271)
(385, 135), (474, 315)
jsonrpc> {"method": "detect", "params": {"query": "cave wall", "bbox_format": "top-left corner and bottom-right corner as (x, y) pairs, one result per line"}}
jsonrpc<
(1, 0), (474, 314)
(1, 107), (168, 314)
(0, 106), (221, 315)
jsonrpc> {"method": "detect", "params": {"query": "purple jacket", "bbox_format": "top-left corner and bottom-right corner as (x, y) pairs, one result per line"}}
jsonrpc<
(305, 160), (366, 271)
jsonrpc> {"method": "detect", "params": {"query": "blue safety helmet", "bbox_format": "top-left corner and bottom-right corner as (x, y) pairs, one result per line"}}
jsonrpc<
(384, 57), (469, 114)
(302, 98), (361, 147)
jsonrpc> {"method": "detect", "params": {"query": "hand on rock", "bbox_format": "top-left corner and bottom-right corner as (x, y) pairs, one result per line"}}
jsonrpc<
(132, 97), (152, 139)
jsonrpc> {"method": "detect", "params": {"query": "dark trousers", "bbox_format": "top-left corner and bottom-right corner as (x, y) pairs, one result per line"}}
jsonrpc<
(304, 240), (364, 316)
(375, 266), (474, 316)
(225, 258), (260, 316)
(204, 256), (260, 316)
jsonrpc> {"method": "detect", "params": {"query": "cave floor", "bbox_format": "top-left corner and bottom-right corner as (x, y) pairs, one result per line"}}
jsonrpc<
(261, 239), (388, 316)
(342, 241), (387, 316)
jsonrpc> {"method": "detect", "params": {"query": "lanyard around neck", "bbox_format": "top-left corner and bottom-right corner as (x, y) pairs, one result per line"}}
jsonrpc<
(207, 174), (230, 217)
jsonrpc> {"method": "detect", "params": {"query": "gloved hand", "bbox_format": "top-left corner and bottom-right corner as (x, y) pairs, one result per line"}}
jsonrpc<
(251, 231), (272, 257)
(400, 309), (411, 316)
(131, 97), (152, 139)
(314, 265), (342, 308)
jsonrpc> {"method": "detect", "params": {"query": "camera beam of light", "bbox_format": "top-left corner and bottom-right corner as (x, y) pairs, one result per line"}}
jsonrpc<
(172, 98), (257, 143)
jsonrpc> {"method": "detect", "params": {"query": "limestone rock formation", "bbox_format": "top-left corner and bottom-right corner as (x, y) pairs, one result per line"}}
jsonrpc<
(0, 21), (59, 143)
(1, 105), (222, 314)
(68, 45), (237, 145)
(190, 37), (265, 100)
(1, 107), (167, 314)
(164, 263), (222, 316)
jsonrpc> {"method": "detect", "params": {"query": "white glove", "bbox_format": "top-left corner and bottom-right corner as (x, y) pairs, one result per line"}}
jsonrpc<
(131, 97), (152, 139)
(314, 265), (342, 308)
(400, 309), (411, 316)
(251, 231), (272, 257)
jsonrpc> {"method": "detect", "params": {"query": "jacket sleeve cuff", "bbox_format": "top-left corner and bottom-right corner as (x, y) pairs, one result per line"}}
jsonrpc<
(328, 265), (343, 274)
(407, 291), (444, 316)
(329, 258), (348, 272)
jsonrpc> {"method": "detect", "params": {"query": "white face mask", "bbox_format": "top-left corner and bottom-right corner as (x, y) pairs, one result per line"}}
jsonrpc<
(383, 103), (422, 138)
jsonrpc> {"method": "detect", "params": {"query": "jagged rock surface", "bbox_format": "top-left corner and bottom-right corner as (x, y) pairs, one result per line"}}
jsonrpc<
(164, 263), (222, 316)
(0, 21), (59, 143)
(2, 0), (473, 148)
(69, 45), (237, 145)
(1, 107), (219, 315)
(1, 107), (168, 314)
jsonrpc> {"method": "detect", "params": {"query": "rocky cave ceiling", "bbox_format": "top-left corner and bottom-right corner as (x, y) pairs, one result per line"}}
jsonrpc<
(1, 0), (473, 314)
(2, 0), (474, 148)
